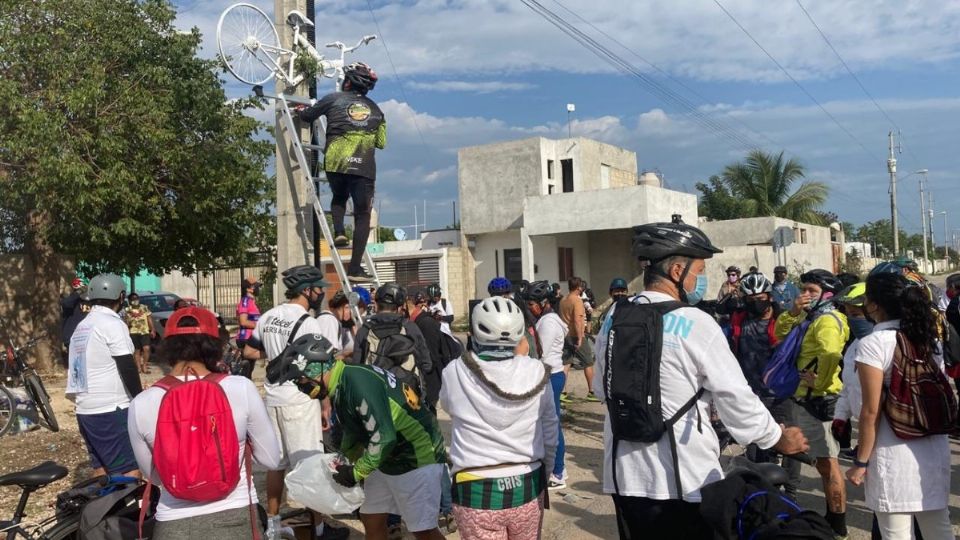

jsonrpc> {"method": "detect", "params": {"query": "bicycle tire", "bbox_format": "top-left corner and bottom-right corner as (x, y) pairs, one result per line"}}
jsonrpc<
(24, 371), (59, 433)
(0, 384), (15, 437)
(39, 513), (80, 540)
(217, 3), (282, 85)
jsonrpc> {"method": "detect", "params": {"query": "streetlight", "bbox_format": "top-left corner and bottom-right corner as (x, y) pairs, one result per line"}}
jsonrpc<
(942, 210), (949, 263)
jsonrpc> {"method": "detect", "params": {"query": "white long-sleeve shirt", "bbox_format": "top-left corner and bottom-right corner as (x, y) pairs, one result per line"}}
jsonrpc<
(592, 291), (782, 502)
(834, 339), (862, 421)
(440, 352), (558, 475)
(535, 312), (567, 374)
(128, 375), (281, 521)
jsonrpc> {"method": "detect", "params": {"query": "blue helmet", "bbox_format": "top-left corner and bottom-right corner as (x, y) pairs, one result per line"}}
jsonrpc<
(352, 286), (372, 306)
(487, 277), (512, 296)
(868, 261), (904, 277)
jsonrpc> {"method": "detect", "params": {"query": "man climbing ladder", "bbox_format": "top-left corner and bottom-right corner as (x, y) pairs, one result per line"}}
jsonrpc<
(297, 62), (386, 283)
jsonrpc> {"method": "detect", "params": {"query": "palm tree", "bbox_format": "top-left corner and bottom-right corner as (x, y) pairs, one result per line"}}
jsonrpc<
(721, 150), (829, 225)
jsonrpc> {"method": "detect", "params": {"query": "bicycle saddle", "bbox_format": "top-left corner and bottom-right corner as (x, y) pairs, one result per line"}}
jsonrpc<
(0, 461), (68, 488)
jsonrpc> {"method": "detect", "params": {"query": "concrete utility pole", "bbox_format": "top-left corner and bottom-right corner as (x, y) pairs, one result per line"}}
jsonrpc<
(888, 131), (899, 255)
(919, 171), (928, 269)
(942, 211), (949, 262)
(276, 0), (313, 276)
(928, 190), (935, 259)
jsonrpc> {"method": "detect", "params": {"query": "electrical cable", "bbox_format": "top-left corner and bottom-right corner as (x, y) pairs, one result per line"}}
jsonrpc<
(364, 0), (430, 151)
(548, 0), (782, 150)
(713, 0), (882, 165)
(520, 0), (763, 152)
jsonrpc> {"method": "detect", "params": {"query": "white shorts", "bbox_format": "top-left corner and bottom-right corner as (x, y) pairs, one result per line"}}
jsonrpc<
(268, 400), (324, 470)
(361, 464), (443, 532)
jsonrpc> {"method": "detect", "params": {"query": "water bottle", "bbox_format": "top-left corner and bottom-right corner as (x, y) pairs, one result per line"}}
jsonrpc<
(265, 515), (281, 540)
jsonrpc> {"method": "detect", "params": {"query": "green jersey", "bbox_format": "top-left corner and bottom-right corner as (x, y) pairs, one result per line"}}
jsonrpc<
(328, 362), (445, 480)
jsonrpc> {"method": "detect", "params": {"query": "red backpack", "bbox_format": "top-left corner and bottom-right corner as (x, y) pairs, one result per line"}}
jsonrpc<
(884, 332), (959, 439)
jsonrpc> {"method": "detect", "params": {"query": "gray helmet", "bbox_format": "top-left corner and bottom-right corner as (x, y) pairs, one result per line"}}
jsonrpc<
(87, 273), (126, 301)
(281, 265), (329, 293)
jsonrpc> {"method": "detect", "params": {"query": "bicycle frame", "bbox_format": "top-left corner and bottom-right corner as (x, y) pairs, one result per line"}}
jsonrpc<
(249, 15), (374, 91)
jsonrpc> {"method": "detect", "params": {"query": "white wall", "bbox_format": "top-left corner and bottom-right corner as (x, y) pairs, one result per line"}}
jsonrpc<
(471, 230), (522, 297)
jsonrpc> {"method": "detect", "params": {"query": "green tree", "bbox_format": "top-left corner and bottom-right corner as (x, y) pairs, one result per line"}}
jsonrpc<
(695, 175), (750, 220)
(720, 150), (829, 225)
(0, 0), (273, 370)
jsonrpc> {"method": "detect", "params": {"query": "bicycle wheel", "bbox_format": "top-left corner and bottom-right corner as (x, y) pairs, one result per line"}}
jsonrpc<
(24, 371), (59, 433)
(0, 384), (15, 437)
(40, 513), (80, 539)
(217, 2), (283, 85)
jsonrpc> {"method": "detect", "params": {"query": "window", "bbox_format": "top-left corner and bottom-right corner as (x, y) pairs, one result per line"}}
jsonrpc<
(504, 249), (523, 283)
(547, 159), (554, 180)
(558, 247), (574, 281)
(601, 163), (610, 189)
(800, 229), (808, 244)
(561, 159), (574, 193)
(548, 184), (554, 195)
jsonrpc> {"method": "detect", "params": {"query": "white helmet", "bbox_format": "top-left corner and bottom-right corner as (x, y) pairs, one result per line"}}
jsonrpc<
(471, 297), (525, 349)
(739, 272), (773, 296)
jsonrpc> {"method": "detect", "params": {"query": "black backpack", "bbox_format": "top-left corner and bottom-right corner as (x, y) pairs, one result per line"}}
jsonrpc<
(603, 298), (704, 497)
(364, 316), (425, 396)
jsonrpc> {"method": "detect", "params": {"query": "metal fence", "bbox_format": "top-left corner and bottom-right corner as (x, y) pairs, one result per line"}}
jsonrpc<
(195, 251), (274, 324)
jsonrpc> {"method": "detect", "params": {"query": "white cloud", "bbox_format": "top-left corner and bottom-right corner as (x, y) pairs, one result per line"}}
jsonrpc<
(179, 0), (960, 83)
(406, 80), (535, 93)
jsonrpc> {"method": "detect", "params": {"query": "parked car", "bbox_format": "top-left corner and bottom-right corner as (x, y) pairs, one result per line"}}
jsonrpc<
(134, 291), (181, 339)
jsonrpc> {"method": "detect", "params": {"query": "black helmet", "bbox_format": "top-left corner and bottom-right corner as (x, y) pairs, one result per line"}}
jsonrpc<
(523, 280), (554, 302)
(799, 269), (842, 293)
(282, 265), (328, 293)
(426, 283), (442, 299)
(631, 221), (722, 262)
(609, 277), (628, 291)
(265, 333), (336, 385)
(773, 265), (787, 274)
(343, 62), (378, 94)
(376, 282), (406, 306)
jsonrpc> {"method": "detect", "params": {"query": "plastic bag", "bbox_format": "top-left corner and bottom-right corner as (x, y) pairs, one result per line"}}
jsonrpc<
(284, 452), (364, 515)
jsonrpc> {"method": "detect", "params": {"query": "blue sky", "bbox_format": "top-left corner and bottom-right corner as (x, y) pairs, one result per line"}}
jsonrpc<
(175, 0), (960, 244)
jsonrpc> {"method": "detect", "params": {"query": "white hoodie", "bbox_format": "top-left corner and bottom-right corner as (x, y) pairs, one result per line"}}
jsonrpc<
(441, 352), (559, 475)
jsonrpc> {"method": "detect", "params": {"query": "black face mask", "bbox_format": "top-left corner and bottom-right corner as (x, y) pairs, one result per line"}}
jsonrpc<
(252, 286), (261, 296)
(745, 299), (772, 318)
(307, 289), (325, 311)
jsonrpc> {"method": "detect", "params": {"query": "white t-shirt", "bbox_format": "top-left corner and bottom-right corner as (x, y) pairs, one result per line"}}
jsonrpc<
(66, 306), (136, 415)
(853, 320), (950, 513)
(254, 303), (341, 407)
(127, 375), (281, 521)
(535, 312), (567, 374)
(429, 298), (455, 336)
(592, 291), (782, 502)
(834, 339), (862, 421)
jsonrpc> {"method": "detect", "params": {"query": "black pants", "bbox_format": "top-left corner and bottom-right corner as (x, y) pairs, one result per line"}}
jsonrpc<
(612, 495), (712, 540)
(327, 171), (375, 273)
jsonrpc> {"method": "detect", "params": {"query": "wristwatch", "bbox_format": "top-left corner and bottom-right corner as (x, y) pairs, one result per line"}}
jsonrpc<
(852, 457), (869, 468)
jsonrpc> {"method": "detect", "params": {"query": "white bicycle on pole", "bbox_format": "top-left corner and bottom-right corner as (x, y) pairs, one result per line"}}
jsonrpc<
(216, 2), (376, 90)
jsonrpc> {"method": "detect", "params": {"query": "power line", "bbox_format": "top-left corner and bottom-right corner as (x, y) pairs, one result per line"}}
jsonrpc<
(547, 0), (783, 150)
(712, 0), (882, 164)
(520, 0), (763, 152)
(792, 0), (925, 168)
(364, 0), (429, 150)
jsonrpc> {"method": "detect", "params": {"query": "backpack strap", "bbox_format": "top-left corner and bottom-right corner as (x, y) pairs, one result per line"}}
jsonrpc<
(665, 388), (706, 500)
(151, 375), (184, 392)
(245, 443), (261, 540)
(287, 314), (310, 346)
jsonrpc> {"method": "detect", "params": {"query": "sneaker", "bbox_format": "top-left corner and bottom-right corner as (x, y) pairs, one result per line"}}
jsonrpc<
(387, 524), (403, 540)
(547, 473), (566, 490)
(333, 234), (350, 248)
(559, 392), (572, 404)
(584, 391), (600, 403)
(347, 268), (376, 283)
(318, 524), (350, 540)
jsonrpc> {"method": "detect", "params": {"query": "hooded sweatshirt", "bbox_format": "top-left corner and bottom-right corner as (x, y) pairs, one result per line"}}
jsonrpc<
(440, 351), (559, 476)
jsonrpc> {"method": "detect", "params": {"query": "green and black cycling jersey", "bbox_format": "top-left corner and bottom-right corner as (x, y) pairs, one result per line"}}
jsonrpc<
(328, 361), (445, 480)
(299, 91), (386, 180)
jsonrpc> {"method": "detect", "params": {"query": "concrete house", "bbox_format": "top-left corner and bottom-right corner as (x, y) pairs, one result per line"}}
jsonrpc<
(458, 136), (697, 302)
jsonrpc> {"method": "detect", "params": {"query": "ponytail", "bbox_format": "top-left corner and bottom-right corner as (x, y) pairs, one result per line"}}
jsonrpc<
(866, 273), (938, 359)
(898, 285), (938, 360)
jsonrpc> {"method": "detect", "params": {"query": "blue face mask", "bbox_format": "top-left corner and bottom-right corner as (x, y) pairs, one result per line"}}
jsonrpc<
(684, 274), (708, 305)
(848, 316), (874, 339)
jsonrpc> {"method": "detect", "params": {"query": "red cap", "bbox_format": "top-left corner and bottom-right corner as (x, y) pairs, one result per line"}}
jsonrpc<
(71, 278), (83, 288)
(164, 307), (220, 339)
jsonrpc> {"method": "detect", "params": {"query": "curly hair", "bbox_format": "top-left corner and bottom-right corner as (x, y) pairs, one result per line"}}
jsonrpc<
(866, 273), (938, 359)
(154, 316), (225, 371)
